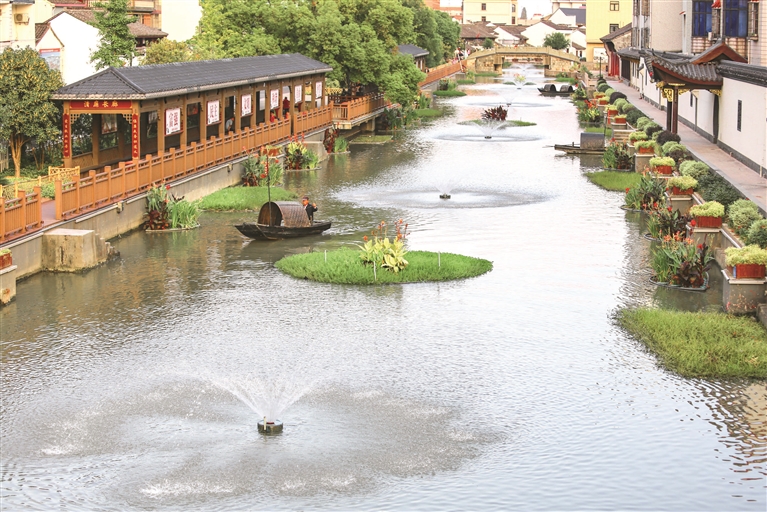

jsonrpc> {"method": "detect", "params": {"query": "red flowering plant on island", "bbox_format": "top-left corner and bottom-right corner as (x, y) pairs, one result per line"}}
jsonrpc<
(356, 219), (410, 273)
(242, 146), (283, 187)
(646, 205), (690, 240)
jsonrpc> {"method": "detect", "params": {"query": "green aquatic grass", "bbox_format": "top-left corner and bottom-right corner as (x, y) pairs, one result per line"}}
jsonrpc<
(351, 135), (393, 143)
(433, 90), (467, 97)
(276, 247), (492, 284)
(199, 186), (296, 211)
(460, 119), (537, 127)
(474, 72), (498, 77)
(414, 108), (443, 118)
(456, 79), (476, 85)
(585, 171), (641, 191)
(619, 308), (767, 378)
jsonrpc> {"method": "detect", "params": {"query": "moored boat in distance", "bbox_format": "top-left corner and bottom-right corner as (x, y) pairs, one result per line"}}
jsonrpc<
(235, 201), (331, 240)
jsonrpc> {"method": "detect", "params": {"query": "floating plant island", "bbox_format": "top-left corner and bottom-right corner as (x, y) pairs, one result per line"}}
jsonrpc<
(459, 119), (537, 127)
(275, 248), (492, 284)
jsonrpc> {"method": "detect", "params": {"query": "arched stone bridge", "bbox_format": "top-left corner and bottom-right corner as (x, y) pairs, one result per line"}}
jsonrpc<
(465, 46), (582, 74)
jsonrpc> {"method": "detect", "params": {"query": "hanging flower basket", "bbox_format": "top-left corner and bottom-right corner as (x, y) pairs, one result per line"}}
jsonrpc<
(652, 165), (674, 175)
(733, 264), (766, 279)
(694, 215), (723, 228)
(671, 186), (693, 195)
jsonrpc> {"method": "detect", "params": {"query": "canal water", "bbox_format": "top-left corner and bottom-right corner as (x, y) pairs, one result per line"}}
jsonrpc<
(2, 66), (765, 511)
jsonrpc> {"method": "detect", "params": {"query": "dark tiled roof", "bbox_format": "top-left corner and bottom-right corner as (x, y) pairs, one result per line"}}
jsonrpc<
(617, 47), (641, 60)
(64, 9), (167, 39)
(460, 23), (497, 39)
(647, 55), (722, 86)
(35, 23), (49, 44)
(397, 44), (429, 58)
(560, 8), (586, 25)
(539, 20), (572, 30)
(691, 41), (747, 64)
(718, 61), (767, 87)
(600, 23), (632, 42)
(53, 54), (333, 100)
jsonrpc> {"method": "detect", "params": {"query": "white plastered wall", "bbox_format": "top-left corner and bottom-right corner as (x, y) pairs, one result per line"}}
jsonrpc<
(718, 77), (767, 169)
(48, 14), (99, 85)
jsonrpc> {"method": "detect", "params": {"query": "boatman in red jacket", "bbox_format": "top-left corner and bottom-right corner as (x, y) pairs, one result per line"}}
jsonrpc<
(302, 196), (317, 222)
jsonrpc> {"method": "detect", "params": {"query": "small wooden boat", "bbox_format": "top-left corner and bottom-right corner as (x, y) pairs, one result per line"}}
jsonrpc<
(235, 201), (331, 240)
(538, 83), (575, 96)
(553, 143), (605, 155)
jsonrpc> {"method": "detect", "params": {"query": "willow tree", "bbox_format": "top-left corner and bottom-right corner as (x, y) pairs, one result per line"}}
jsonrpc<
(0, 48), (63, 177)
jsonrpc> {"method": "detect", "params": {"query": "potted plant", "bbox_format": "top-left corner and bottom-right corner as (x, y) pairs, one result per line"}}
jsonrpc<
(594, 92), (605, 99)
(689, 201), (725, 228)
(667, 176), (697, 195)
(612, 114), (627, 125)
(725, 245), (767, 278)
(0, 248), (11, 269)
(634, 140), (656, 155)
(649, 156), (675, 175)
(606, 104), (619, 115)
(629, 131), (648, 144)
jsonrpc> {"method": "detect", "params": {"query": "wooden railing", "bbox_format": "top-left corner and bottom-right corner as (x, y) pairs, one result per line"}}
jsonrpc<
(0, 106), (337, 241)
(331, 93), (387, 121)
(293, 105), (333, 135)
(418, 61), (464, 88)
(0, 188), (43, 242)
(1, 166), (80, 200)
(55, 118), (294, 220)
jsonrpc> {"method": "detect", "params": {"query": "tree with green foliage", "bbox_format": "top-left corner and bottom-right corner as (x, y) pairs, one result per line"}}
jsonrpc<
(433, 10), (460, 62)
(90, 0), (138, 69)
(543, 32), (570, 50)
(402, 0), (442, 67)
(193, 0), (427, 106)
(0, 48), (63, 177)
(142, 39), (194, 65)
(482, 37), (495, 49)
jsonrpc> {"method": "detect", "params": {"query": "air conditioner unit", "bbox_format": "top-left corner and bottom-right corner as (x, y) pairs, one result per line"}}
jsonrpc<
(707, 31), (713, 41)
(14, 13), (30, 24)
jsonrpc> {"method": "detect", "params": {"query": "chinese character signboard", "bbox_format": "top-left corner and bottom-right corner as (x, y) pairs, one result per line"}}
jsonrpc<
(132, 114), (140, 158)
(62, 114), (71, 158)
(315, 81), (323, 99)
(70, 100), (132, 111)
(294, 86), (302, 104)
(207, 100), (220, 125)
(270, 90), (279, 109)
(101, 114), (117, 134)
(165, 108), (181, 135)
(241, 94), (252, 116)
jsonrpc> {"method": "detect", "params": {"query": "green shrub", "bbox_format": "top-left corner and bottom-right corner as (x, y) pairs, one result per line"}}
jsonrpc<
(635, 117), (654, 130)
(668, 176), (697, 190)
(728, 200), (763, 237)
(662, 141), (686, 156)
(690, 201), (725, 218)
(746, 220), (767, 249)
(604, 88), (616, 98)
(625, 110), (645, 126)
(656, 130), (682, 147)
(725, 245), (767, 266)
(697, 173), (742, 208)
(597, 83), (610, 93)
(614, 98), (629, 111)
(433, 90), (466, 97)
(645, 124), (663, 139)
(629, 131), (648, 142)
(334, 137), (349, 152)
(609, 91), (627, 104)
(649, 156), (675, 167)
(679, 161), (710, 179)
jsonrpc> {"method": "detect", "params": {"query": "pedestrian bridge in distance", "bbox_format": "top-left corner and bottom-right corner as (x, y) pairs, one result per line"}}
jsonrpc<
(465, 46), (582, 74)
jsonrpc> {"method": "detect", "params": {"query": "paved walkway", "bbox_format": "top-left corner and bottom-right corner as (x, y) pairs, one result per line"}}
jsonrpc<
(608, 79), (767, 214)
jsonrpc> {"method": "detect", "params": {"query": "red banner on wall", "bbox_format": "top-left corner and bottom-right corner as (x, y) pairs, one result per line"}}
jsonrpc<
(70, 100), (132, 110)
(62, 114), (71, 158)
(131, 114), (140, 159)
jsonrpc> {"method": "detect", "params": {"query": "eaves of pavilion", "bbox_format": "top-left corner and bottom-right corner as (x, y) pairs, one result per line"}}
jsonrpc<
(643, 42), (747, 133)
(52, 54), (333, 171)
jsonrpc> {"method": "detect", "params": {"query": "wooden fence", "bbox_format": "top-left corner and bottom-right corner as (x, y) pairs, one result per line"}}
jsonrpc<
(1, 166), (80, 200)
(331, 93), (387, 121)
(0, 106), (334, 242)
(56, 118), (293, 220)
(0, 188), (43, 242)
(418, 61), (464, 88)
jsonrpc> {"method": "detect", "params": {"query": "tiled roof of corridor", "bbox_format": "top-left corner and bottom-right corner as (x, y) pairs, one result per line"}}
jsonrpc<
(53, 54), (333, 100)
